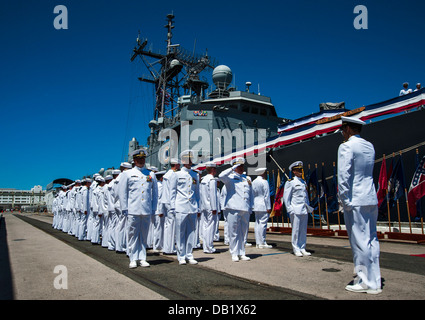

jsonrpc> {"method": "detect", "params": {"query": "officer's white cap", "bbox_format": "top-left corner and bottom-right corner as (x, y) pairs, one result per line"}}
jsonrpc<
(180, 150), (195, 159)
(131, 148), (148, 158)
(289, 161), (303, 171)
(231, 157), (245, 166)
(341, 116), (366, 126)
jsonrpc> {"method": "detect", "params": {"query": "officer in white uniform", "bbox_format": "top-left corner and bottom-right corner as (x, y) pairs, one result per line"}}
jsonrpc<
(199, 161), (219, 254)
(171, 150), (200, 265)
(114, 162), (131, 253)
(218, 157), (253, 262)
(101, 175), (114, 248)
(118, 148), (158, 268)
(338, 116), (381, 294)
(162, 158), (180, 254)
(252, 168), (272, 248)
(152, 170), (166, 252)
(283, 161), (313, 257)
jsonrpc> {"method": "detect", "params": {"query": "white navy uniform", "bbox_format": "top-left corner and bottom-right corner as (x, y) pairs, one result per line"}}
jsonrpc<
(161, 167), (178, 254)
(113, 171), (127, 253)
(282, 175), (313, 255)
(338, 134), (381, 290)
(152, 176), (165, 251)
(91, 182), (104, 244)
(220, 185), (229, 245)
(171, 166), (200, 263)
(79, 184), (90, 240)
(218, 162), (254, 261)
(252, 175), (272, 247)
(118, 166), (158, 264)
(199, 173), (219, 253)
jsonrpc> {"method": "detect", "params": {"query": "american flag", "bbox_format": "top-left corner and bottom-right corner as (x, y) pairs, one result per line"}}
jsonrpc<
(408, 155), (425, 217)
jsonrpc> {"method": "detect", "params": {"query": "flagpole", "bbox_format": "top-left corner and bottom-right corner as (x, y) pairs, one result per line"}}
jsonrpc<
(316, 163), (322, 229)
(387, 153), (393, 232)
(404, 187), (412, 233)
(322, 162), (330, 230)
(309, 164), (315, 229)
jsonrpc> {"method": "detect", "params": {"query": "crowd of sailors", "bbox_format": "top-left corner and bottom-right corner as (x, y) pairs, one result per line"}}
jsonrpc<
(51, 116), (383, 294)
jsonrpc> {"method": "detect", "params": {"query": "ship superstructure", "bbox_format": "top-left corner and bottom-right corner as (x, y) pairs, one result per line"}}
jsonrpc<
(129, 14), (283, 170)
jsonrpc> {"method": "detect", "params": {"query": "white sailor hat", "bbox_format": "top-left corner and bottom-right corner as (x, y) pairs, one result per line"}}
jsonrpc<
(120, 162), (132, 169)
(75, 179), (81, 184)
(149, 166), (158, 172)
(289, 161), (303, 171)
(156, 170), (166, 175)
(95, 175), (103, 181)
(204, 161), (216, 168)
(112, 169), (121, 175)
(85, 178), (92, 183)
(170, 158), (180, 165)
(254, 167), (267, 174)
(341, 116), (366, 126)
(132, 148), (148, 158)
(105, 175), (113, 181)
(231, 157), (245, 167)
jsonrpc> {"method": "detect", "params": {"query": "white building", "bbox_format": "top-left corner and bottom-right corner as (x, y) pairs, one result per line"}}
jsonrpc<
(0, 186), (46, 211)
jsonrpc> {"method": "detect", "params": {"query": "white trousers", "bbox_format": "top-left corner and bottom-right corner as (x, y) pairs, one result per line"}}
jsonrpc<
(115, 209), (127, 252)
(152, 214), (165, 251)
(101, 212), (109, 248)
(163, 206), (176, 254)
(344, 205), (381, 290)
(289, 213), (308, 253)
(202, 210), (218, 253)
(91, 213), (102, 244)
(77, 212), (88, 240)
(175, 211), (197, 261)
(254, 211), (269, 245)
(107, 210), (118, 250)
(127, 214), (151, 262)
(226, 210), (249, 257)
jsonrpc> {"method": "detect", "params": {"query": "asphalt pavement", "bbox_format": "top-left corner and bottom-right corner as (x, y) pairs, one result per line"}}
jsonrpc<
(1, 212), (425, 305)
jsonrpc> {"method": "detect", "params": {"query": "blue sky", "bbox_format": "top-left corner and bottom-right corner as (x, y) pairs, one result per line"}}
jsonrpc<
(1, 0), (425, 190)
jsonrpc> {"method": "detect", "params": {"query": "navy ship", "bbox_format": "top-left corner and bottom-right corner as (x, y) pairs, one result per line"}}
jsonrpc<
(128, 14), (425, 227)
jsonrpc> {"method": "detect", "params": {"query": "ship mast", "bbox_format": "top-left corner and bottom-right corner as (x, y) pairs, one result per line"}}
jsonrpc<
(130, 13), (218, 150)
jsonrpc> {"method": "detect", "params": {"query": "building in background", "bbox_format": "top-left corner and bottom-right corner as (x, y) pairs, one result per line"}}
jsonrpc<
(0, 186), (46, 212)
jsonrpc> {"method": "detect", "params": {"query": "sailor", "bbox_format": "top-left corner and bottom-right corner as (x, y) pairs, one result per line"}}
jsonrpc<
(58, 185), (67, 230)
(114, 162), (132, 253)
(152, 170), (166, 252)
(199, 161), (219, 254)
(78, 178), (91, 241)
(63, 185), (71, 233)
(73, 180), (82, 237)
(170, 150), (200, 265)
(218, 157), (253, 262)
(91, 176), (105, 245)
(252, 168), (272, 249)
(101, 175), (114, 249)
(162, 158), (180, 254)
(220, 184), (229, 245)
(118, 148), (158, 268)
(283, 161), (313, 257)
(399, 82), (412, 96)
(414, 83), (422, 92)
(87, 174), (100, 241)
(74, 180), (83, 238)
(338, 116), (381, 294)
(107, 170), (120, 251)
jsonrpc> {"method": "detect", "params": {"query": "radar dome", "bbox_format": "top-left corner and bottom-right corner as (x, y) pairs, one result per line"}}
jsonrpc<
(212, 65), (233, 90)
